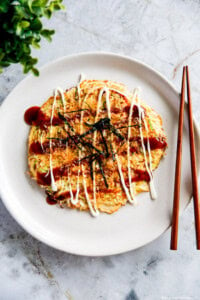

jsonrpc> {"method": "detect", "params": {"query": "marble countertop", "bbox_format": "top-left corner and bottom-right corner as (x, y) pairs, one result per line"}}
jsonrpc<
(1, 0), (200, 299)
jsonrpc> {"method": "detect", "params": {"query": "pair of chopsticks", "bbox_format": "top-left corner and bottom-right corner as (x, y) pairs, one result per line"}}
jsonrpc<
(170, 66), (200, 250)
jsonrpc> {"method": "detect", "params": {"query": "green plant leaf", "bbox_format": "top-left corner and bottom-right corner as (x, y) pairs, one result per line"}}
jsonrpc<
(0, 0), (10, 13)
(0, 0), (65, 75)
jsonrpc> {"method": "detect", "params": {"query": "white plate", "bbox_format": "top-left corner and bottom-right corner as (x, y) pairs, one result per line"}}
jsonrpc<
(0, 53), (200, 256)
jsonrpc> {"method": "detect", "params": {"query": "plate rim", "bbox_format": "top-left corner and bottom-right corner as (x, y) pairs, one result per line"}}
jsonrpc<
(0, 51), (200, 256)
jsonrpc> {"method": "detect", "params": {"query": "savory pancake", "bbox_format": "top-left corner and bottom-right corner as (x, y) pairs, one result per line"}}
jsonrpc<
(25, 78), (167, 216)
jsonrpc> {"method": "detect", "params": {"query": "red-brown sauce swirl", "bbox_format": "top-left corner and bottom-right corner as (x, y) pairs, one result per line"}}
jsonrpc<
(24, 106), (40, 125)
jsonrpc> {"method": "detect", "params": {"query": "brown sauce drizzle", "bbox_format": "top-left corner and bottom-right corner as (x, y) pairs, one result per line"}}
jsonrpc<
(37, 166), (151, 187)
(24, 106), (40, 125)
(129, 136), (167, 150)
(24, 104), (140, 129)
(46, 195), (57, 205)
(30, 136), (167, 155)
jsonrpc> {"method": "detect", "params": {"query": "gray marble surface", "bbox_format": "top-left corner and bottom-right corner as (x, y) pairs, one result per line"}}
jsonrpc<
(1, 0), (200, 299)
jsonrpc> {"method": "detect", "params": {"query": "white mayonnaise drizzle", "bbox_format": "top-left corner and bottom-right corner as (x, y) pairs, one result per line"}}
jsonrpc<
(74, 73), (86, 203)
(127, 88), (139, 204)
(57, 87), (78, 205)
(103, 87), (134, 204)
(56, 87), (66, 111)
(80, 88), (99, 217)
(136, 96), (157, 200)
(67, 171), (78, 205)
(49, 86), (80, 203)
(92, 88), (108, 213)
(77, 73), (85, 96)
(40, 130), (44, 153)
(49, 90), (58, 192)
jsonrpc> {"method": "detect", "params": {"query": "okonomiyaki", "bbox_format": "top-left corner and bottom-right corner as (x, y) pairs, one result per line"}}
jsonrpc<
(24, 76), (167, 216)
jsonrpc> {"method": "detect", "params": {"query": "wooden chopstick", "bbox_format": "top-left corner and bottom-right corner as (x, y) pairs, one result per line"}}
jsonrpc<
(186, 66), (200, 249)
(170, 66), (186, 250)
(170, 66), (200, 250)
